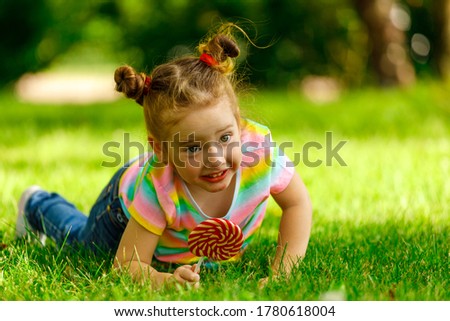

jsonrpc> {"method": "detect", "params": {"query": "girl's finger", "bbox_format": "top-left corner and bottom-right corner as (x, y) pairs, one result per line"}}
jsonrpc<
(177, 266), (200, 282)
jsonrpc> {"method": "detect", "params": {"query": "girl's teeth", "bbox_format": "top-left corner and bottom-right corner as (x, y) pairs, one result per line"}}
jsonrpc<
(208, 171), (223, 178)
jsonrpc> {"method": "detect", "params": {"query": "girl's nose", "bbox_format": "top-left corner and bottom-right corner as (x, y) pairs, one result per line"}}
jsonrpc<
(204, 143), (226, 168)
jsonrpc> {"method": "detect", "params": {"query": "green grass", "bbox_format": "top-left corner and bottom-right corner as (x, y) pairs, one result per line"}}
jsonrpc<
(0, 81), (449, 300)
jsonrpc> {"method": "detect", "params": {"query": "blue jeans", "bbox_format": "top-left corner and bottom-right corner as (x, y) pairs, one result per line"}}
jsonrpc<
(25, 166), (129, 254)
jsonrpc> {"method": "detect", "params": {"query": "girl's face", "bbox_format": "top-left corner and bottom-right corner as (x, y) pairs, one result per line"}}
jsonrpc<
(165, 98), (242, 193)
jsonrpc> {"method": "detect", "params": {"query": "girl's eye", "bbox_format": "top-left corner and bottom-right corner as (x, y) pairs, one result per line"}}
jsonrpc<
(220, 134), (231, 143)
(187, 146), (201, 153)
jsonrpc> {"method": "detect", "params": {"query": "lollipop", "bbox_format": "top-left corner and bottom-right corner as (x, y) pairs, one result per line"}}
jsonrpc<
(188, 218), (244, 271)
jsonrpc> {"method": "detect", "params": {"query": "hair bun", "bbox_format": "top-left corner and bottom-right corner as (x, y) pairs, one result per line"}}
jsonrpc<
(205, 34), (240, 64)
(114, 65), (146, 105)
(216, 35), (240, 60)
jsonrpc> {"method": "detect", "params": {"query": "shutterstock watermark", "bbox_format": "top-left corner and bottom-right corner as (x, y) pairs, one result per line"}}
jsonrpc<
(101, 132), (348, 168)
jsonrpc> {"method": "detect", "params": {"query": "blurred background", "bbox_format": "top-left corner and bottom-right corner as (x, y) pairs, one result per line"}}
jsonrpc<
(1, 2), (449, 301)
(1, 0), (450, 103)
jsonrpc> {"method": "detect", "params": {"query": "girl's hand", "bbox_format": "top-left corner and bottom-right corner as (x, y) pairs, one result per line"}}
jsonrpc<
(258, 275), (281, 289)
(171, 265), (200, 288)
(258, 277), (269, 289)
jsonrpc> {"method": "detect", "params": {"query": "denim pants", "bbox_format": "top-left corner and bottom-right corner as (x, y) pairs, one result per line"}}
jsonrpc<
(25, 166), (129, 254)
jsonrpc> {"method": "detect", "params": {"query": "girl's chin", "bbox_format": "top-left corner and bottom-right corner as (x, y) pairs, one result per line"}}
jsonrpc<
(198, 180), (230, 193)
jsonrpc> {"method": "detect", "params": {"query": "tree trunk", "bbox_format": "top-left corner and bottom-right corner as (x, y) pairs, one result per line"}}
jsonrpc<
(353, 0), (416, 86)
(433, 0), (450, 80)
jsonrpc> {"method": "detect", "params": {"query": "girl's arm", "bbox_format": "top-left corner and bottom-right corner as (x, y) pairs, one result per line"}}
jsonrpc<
(114, 216), (200, 289)
(271, 171), (313, 276)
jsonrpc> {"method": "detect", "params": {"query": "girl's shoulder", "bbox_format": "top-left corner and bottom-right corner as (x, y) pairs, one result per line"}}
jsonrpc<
(240, 118), (272, 144)
(121, 153), (176, 194)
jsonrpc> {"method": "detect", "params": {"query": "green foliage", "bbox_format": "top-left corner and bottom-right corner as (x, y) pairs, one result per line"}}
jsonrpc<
(0, 0), (52, 85)
(1, 0), (445, 87)
(108, 0), (370, 87)
(0, 82), (449, 300)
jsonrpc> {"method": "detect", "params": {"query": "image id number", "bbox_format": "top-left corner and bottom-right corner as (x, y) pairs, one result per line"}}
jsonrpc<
(256, 305), (335, 317)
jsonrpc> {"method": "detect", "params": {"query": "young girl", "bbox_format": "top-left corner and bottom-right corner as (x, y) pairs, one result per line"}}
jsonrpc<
(16, 25), (312, 289)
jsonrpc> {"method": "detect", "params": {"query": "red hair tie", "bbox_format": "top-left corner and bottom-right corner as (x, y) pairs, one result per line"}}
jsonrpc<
(143, 76), (152, 96)
(199, 53), (218, 66)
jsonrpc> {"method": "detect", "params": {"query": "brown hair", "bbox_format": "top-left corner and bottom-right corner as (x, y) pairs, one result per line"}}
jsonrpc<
(114, 24), (241, 141)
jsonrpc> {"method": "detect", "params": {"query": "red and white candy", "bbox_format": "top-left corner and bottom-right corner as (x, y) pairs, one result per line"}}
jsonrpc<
(188, 218), (244, 261)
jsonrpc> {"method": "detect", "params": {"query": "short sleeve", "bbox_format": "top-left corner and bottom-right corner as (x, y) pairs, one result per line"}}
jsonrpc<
(269, 142), (295, 194)
(119, 155), (171, 236)
(126, 172), (168, 235)
(239, 118), (295, 195)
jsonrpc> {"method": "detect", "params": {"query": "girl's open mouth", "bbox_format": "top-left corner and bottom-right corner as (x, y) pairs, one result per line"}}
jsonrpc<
(201, 170), (228, 182)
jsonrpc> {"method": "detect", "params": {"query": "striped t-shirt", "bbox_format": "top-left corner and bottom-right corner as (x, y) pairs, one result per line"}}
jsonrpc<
(118, 119), (294, 264)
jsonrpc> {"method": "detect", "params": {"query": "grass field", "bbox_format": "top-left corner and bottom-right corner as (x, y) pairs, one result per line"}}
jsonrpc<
(0, 81), (449, 300)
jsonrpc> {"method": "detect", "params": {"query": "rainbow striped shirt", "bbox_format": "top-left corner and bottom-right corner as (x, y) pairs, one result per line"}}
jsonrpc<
(118, 119), (294, 264)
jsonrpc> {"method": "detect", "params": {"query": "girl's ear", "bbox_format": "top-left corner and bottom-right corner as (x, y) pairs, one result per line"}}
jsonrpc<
(148, 135), (167, 164)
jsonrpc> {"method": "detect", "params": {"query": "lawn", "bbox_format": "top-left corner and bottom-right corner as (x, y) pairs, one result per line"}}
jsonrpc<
(0, 81), (448, 300)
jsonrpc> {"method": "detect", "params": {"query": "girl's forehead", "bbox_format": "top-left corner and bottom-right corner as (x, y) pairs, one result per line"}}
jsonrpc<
(166, 99), (239, 141)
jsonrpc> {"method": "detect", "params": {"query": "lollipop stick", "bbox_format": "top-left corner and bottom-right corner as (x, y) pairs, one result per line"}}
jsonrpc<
(194, 256), (205, 273)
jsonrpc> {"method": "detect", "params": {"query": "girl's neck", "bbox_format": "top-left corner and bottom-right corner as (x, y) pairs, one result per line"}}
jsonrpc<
(184, 174), (238, 218)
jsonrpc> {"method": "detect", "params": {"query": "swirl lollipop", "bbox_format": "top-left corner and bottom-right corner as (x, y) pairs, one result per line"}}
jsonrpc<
(188, 218), (244, 272)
